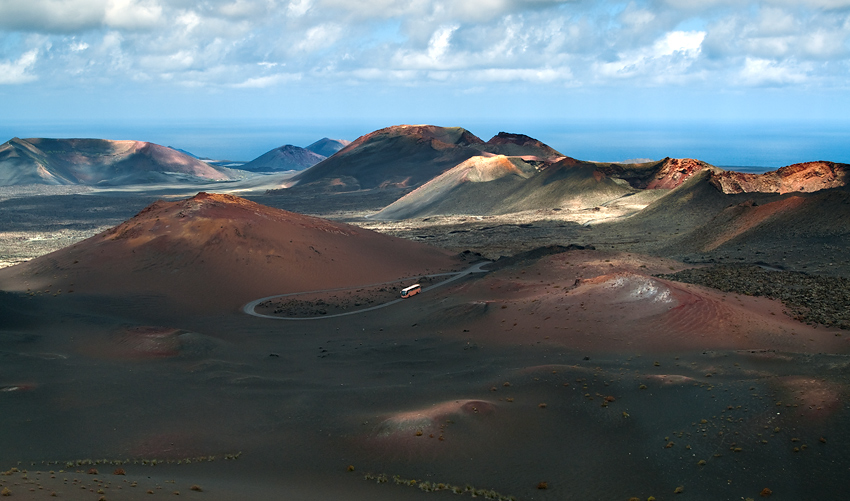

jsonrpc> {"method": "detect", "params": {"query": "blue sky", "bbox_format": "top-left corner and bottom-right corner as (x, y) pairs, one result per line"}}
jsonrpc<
(1, 0), (850, 162)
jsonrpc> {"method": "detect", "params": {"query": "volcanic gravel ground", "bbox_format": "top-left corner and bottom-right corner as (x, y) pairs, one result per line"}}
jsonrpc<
(659, 265), (850, 329)
(255, 276), (442, 318)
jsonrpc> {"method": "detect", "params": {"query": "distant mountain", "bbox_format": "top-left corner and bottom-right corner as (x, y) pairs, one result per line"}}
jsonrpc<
(279, 125), (486, 192)
(241, 144), (327, 173)
(276, 125), (562, 193)
(305, 138), (351, 158)
(373, 156), (714, 220)
(479, 132), (563, 159)
(372, 155), (850, 220)
(168, 146), (199, 159)
(0, 138), (235, 186)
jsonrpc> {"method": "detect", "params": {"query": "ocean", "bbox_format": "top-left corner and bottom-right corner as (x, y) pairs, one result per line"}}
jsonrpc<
(1, 119), (848, 172)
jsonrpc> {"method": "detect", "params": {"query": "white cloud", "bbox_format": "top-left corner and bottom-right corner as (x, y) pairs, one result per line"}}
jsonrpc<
(69, 41), (90, 52)
(177, 11), (201, 32)
(739, 57), (809, 86)
(0, 49), (39, 84)
(104, 0), (163, 29)
(655, 30), (705, 55)
(0, 0), (848, 91)
(594, 30), (705, 80)
(232, 72), (302, 87)
(427, 24), (457, 61)
(287, 0), (312, 17)
(219, 0), (267, 18)
(292, 24), (342, 53)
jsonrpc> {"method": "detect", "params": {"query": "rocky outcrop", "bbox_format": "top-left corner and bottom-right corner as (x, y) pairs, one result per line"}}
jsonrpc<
(594, 158), (715, 190)
(709, 161), (849, 194)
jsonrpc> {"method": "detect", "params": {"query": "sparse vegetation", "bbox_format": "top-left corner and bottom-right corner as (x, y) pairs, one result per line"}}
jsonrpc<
(363, 472), (517, 500)
(660, 265), (850, 329)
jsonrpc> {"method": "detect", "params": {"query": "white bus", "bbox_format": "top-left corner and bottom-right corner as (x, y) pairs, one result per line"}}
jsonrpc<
(400, 284), (421, 298)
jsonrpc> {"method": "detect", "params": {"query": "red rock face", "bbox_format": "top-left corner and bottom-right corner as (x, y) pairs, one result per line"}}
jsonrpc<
(646, 158), (713, 189)
(593, 157), (712, 190)
(710, 161), (849, 194)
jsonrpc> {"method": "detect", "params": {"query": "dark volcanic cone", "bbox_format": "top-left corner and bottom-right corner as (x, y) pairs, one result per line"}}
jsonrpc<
(0, 192), (459, 312)
(479, 132), (563, 159)
(279, 125), (486, 192)
(241, 144), (326, 172)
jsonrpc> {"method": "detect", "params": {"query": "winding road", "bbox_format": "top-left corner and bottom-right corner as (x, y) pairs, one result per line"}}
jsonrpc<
(242, 261), (492, 320)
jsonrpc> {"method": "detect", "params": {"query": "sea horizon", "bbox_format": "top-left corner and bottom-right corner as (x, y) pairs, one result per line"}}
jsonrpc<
(1, 118), (848, 172)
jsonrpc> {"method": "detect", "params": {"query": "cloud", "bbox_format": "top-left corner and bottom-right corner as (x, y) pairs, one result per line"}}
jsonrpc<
(104, 0), (163, 29)
(291, 24), (343, 53)
(594, 30), (706, 81)
(0, 49), (39, 84)
(232, 72), (302, 88)
(69, 41), (90, 52)
(739, 57), (809, 86)
(0, 0), (107, 32)
(0, 0), (847, 92)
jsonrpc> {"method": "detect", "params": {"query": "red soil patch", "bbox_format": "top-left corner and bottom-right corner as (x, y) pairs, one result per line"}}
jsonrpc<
(367, 399), (499, 458)
(773, 376), (845, 421)
(701, 197), (807, 251)
(449, 251), (849, 354)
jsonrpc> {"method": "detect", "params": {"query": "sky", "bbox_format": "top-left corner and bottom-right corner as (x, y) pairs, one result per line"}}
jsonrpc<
(1, 0), (850, 162)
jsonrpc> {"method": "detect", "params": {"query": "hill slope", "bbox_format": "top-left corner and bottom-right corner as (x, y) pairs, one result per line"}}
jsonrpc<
(305, 137), (351, 157)
(275, 126), (563, 194)
(478, 132), (563, 158)
(373, 157), (703, 219)
(0, 138), (235, 186)
(0, 193), (459, 312)
(709, 161), (848, 194)
(281, 125), (485, 192)
(240, 145), (326, 172)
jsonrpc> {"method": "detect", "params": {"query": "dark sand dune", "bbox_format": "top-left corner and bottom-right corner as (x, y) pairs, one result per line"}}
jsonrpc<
(0, 192), (459, 312)
(240, 144), (327, 172)
(0, 138), (235, 186)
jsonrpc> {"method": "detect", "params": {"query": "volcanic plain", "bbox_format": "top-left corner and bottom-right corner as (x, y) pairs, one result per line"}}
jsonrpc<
(1, 125), (849, 501)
